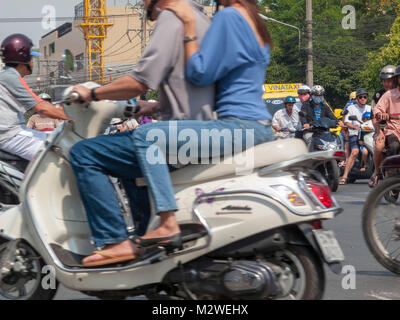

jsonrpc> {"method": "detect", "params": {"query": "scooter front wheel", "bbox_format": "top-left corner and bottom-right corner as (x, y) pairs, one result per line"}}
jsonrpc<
(0, 241), (58, 300)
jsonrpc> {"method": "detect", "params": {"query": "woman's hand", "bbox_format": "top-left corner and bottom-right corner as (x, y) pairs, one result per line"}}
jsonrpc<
(165, 0), (196, 25)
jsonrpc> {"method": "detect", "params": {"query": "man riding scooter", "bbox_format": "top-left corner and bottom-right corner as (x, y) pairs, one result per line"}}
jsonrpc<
(272, 96), (299, 138)
(370, 65), (400, 186)
(299, 85), (338, 143)
(369, 65), (398, 187)
(340, 88), (372, 185)
(0, 34), (70, 160)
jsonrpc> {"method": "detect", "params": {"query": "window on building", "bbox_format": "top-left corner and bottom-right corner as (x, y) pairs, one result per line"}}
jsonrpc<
(49, 43), (55, 55)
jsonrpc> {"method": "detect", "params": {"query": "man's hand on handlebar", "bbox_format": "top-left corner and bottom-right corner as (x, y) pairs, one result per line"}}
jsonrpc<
(377, 113), (389, 121)
(70, 85), (92, 103)
(303, 123), (310, 129)
(133, 100), (158, 120)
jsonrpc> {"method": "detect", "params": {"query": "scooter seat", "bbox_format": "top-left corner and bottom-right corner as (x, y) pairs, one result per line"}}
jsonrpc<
(136, 138), (308, 186)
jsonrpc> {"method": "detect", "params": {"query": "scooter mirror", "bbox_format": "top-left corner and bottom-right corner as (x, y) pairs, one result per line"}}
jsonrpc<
(341, 109), (349, 116)
(348, 115), (358, 121)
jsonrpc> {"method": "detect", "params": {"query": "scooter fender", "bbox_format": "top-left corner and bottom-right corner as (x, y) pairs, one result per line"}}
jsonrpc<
(0, 205), (34, 245)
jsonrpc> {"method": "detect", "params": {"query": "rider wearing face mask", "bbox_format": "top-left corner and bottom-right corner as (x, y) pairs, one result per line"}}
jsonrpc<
(299, 85), (337, 142)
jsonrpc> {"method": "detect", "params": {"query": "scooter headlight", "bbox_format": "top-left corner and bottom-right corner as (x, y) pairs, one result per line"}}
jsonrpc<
(272, 185), (306, 207)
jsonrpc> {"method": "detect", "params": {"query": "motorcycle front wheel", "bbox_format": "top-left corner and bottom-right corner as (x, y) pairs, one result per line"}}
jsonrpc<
(362, 177), (400, 274)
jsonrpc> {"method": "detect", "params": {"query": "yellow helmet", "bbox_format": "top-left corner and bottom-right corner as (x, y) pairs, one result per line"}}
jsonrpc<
(349, 91), (356, 100)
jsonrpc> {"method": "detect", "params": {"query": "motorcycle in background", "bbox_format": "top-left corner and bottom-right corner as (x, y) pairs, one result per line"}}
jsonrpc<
(0, 150), (27, 209)
(299, 111), (342, 192)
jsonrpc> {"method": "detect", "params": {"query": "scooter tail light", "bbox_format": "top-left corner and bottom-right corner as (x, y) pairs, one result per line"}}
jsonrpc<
(306, 181), (333, 208)
(271, 185), (306, 207)
(334, 151), (345, 158)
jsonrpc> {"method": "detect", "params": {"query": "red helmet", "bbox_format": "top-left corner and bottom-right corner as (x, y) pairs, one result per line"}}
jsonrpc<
(0, 34), (39, 65)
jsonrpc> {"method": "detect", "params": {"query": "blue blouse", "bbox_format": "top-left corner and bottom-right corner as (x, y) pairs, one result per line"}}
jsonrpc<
(185, 7), (271, 120)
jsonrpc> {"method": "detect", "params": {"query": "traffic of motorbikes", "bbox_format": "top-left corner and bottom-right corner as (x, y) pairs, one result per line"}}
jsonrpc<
(0, 71), (399, 301)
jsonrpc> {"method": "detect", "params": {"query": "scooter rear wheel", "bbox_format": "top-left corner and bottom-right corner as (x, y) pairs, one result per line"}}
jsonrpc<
(273, 245), (325, 300)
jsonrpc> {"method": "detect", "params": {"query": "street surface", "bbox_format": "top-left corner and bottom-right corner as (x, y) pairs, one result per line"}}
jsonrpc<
(55, 180), (400, 300)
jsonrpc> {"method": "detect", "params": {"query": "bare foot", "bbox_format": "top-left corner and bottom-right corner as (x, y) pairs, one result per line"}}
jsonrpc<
(82, 239), (139, 266)
(140, 211), (180, 240)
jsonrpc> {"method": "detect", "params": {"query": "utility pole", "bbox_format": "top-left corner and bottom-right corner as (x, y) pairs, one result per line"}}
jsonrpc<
(306, 0), (313, 87)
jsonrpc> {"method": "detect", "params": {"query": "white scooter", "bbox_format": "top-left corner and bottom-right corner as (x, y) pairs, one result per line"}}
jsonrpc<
(0, 83), (345, 300)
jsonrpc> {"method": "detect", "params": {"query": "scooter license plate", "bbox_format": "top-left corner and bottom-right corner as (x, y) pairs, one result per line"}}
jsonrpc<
(312, 229), (345, 263)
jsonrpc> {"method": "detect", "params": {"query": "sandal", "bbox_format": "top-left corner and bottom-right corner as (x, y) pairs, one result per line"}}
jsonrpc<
(339, 177), (347, 185)
(82, 250), (137, 267)
(368, 173), (379, 188)
(131, 233), (182, 253)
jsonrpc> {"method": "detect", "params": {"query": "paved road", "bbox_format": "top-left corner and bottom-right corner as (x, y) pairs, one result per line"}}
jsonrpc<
(54, 180), (400, 300)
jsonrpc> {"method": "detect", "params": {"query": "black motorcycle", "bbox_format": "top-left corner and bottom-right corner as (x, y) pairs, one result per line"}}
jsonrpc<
(299, 112), (341, 192)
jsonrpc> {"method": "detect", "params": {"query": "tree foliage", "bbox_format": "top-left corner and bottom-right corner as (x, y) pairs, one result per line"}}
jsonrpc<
(260, 0), (397, 107)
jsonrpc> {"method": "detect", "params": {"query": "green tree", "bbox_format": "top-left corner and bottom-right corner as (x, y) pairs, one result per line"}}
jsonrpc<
(260, 0), (395, 107)
(362, 15), (400, 92)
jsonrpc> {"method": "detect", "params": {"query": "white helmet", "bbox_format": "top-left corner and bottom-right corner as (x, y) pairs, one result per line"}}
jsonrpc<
(297, 85), (311, 94)
(311, 85), (325, 96)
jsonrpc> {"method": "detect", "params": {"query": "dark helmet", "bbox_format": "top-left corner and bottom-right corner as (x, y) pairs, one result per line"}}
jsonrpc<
(284, 96), (296, 104)
(394, 65), (400, 77)
(379, 65), (396, 79)
(0, 34), (40, 65)
(356, 88), (368, 97)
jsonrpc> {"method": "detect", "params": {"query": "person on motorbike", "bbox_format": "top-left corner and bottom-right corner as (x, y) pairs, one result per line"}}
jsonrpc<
(369, 65), (397, 187)
(69, 0), (275, 267)
(26, 93), (63, 133)
(340, 88), (372, 185)
(294, 85), (310, 138)
(272, 96), (299, 138)
(370, 65), (400, 187)
(372, 65), (397, 108)
(338, 91), (357, 168)
(0, 34), (70, 160)
(299, 85), (338, 143)
(358, 111), (373, 172)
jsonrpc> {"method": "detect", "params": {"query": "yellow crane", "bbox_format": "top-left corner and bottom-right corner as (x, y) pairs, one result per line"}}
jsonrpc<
(77, 0), (113, 84)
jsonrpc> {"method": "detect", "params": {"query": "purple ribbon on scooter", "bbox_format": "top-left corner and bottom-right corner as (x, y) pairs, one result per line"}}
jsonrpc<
(195, 188), (225, 203)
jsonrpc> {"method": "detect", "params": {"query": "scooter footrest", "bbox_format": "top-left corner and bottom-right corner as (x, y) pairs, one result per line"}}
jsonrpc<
(50, 243), (165, 268)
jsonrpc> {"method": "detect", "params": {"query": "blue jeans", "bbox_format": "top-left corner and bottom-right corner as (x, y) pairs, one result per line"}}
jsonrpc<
(70, 118), (274, 247)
